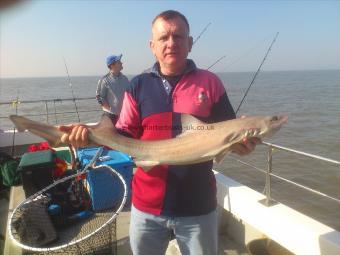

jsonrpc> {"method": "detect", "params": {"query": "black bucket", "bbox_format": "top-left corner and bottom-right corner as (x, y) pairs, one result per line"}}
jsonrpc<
(246, 238), (294, 255)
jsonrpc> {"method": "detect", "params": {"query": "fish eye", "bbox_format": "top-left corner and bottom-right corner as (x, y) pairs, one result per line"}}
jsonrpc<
(270, 116), (279, 122)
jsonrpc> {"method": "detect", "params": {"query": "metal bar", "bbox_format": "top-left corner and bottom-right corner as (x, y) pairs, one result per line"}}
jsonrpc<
(227, 154), (340, 204)
(10, 95), (19, 157)
(265, 145), (273, 205)
(44, 101), (49, 124)
(263, 142), (340, 166)
(53, 99), (58, 124)
(270, 172), (340, 204)
(0, 96), (96, 105)
(0, 109), (102, 119)
(227, 155), (267, 174)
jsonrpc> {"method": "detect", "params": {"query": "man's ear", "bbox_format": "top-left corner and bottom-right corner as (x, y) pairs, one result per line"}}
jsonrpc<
(149, 39), (155, 54)
(188, 36), (193, 52)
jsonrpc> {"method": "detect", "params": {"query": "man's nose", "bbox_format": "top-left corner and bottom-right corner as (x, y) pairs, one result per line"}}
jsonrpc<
(167, 36), (177, 47)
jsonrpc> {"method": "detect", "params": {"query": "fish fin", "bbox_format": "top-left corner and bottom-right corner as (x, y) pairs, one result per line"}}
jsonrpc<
(92, 114), (117, 133)
(9, 115), (68, 147)
(135, 160), (160, 172)
(9, 115), (26, 132)
(177, 114), (207, 137)
(90, 114), (117, 145)
(214, 149), (231, 164)
(181, 114), (205, 127)
(201, 146), (229, 159)
(223, 130), (246, 144)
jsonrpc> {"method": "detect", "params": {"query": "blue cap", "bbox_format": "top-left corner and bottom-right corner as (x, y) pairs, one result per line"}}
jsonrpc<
(106, 54), (122, 66)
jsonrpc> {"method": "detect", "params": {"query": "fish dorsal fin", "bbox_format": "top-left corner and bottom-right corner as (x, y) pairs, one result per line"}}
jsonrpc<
(134, 160), (160, 172)
(214, 148), (231, 164)
(92, 114), (116, 134)
(177, 114), (205, 137)
(181, 114), (205, 127)
(89, 115), (117, 145)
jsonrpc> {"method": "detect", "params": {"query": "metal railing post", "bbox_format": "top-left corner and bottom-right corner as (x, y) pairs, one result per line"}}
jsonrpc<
(260, 145), (277, 206)
(265, 145), (273, 205)
(45, 100), (49, 123)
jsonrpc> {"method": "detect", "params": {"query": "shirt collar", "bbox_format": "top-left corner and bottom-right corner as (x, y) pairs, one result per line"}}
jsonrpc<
(109, 71), (121, 78)
(150, 59), (197, 77)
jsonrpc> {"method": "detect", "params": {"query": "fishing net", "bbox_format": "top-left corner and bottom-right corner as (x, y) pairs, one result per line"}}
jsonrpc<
(8, 160), (128, 255)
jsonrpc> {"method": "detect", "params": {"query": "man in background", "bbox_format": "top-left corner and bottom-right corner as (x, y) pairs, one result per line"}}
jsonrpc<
(96, 54), (129, 124)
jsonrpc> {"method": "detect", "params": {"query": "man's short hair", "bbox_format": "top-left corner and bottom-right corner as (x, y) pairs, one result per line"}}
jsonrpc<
(152, 10), (190, 32)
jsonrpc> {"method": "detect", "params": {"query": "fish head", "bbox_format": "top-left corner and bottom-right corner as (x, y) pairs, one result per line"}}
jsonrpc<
(259, 114), (288, 138)
(235, 115), (288, 140)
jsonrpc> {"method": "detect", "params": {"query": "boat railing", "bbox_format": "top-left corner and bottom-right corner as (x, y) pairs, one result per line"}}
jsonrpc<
(227, 141), (340, 207)
(0, 96), (97, 106)
(0, 97), (101, 124)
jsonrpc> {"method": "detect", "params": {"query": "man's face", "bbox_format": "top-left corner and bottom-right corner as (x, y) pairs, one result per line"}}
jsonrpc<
(150, 17), (193, 73)
(109, 60), (123, 73)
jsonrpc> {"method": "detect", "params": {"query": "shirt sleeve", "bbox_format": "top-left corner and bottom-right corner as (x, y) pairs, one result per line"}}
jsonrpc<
(208, 73), (236, 122)
(96, 78), (107, 105)
(115, 78), (142, 138)
(210, 92), (236, 122)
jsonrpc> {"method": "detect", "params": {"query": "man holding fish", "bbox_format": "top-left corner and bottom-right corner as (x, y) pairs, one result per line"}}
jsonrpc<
(60, 10), (260, 255)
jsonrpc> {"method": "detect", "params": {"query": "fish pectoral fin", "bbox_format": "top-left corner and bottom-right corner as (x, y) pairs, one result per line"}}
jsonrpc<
(214, 149), (231, 164)
(201, 145), (230, 160)
(134, 160), (160, 172)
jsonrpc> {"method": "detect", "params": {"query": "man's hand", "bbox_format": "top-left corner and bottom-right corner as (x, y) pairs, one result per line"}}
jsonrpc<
(59, 124), (89, 148)
(230, 115), (261, 156)
(231, 137), (261, 156)
(102, 103), (111, 113)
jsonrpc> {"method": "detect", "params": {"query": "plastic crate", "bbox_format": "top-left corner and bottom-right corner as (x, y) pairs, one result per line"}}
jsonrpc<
(54, 147), (72, 164)
(77, 148), (134, 211)
(17, 150), (55, 197)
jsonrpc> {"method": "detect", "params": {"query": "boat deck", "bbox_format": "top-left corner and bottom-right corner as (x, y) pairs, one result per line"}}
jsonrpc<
(2, 186), (249, 255)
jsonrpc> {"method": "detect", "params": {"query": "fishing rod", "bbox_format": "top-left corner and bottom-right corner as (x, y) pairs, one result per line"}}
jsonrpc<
(235, 32), (279, 115)
(193, 22), (227, 71)
(63, 57), (80, 122)
(207, 55), (226, 70)
(11, 90), (20, 156)
(193, 22), (211, 45)
(222, 36), (270, 71)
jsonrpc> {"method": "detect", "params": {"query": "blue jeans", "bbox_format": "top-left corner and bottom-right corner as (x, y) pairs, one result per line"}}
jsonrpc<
(129, 205), (218, 255)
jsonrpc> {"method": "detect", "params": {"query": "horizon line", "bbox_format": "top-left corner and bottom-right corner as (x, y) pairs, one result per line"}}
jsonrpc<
(1, 68), (340, 79)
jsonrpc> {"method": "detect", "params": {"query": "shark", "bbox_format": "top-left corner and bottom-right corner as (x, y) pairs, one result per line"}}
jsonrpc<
(9, 114), (287, 171)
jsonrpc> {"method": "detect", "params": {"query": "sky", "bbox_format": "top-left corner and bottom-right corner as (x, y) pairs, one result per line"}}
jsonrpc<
(0, 0), (339, 78)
